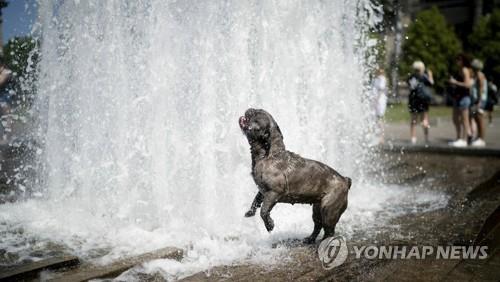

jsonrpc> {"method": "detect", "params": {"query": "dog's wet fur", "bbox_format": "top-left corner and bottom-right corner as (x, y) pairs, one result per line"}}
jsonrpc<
(239, 108), (351, 244)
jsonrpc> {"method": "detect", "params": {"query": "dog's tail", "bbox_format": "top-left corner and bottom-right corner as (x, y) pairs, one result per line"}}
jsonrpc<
(345, 177), (352, 190)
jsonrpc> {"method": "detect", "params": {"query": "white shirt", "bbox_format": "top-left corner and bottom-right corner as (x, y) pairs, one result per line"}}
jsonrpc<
(372, 75), (387, 99)
(371, 74), (387, 117)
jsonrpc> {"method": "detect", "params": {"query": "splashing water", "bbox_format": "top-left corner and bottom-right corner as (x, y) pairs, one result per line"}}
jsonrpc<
(0, 0), (448, 279)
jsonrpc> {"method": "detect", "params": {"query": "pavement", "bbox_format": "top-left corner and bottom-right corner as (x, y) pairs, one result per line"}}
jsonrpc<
(384, 116), (500, 156)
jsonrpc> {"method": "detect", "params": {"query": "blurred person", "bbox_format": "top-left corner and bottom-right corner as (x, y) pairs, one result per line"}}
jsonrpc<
(486, 79), (498, 126)
(0, 61), (14, 142)
(469, 59), (487, 147)
(371, 68), (387, 144)
(407, 61), (433, 144)
(449, 54), (473, 147)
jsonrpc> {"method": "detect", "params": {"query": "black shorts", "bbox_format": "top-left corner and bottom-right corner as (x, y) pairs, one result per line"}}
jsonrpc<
(408, 97), (429, 113)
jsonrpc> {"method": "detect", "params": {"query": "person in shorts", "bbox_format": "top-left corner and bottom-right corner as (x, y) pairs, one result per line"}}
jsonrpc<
(407, 61), (433, 144)
(485, 79), (498, 126)
(469, 59), (487, 147)
(371, 68), (387, 144)
(448, 54), (473, 147)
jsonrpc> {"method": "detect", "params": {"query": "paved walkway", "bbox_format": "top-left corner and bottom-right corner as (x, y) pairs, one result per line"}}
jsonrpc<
(384, 116), (500, 153)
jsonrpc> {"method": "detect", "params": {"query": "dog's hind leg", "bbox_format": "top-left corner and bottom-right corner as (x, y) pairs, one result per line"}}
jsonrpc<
(245, 192), (263, 217)
(261, 191), (279, 232)
(303, 203), (322, 244)
(321, 188), (348, 239)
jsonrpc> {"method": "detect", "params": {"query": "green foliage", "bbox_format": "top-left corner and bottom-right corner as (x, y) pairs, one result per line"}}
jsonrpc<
(3, 36), (38, 77)
(2, 36), (39, 109)
(469, 9), (500, 84)
(400, 6), (462, 92)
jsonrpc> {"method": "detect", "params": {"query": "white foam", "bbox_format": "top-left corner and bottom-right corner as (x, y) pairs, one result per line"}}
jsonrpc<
(0, 0), (448, 280)
(0, 180), (448, 279)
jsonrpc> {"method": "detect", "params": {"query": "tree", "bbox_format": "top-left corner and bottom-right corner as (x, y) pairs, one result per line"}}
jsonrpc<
(400, 6), (462, 92)
(469, 9), (500, 84)
(2, 36), (39, 109)
(3, 36), (38, 76)
(0, 0), (9, 51)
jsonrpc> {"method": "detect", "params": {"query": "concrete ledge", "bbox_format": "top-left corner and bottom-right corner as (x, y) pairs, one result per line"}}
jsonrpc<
(48, 247), (183, 282)
(381, 142), (500, 157)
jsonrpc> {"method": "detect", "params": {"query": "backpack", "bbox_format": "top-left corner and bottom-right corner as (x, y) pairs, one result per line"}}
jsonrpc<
(408, 76), (432, 103)
(487, 82), (498, 105)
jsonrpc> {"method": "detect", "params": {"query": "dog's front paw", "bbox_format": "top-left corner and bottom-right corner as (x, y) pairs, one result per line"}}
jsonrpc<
(302, 236), (316, 244)
(244, 209), (256, 217)
(264, 218), (274, 232)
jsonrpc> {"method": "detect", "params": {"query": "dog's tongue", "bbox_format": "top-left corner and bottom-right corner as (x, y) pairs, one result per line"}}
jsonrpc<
(239, 116), (247, 129)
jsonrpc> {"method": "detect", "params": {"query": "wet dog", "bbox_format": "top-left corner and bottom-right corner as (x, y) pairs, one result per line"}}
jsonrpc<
(239, 108), (351, 243)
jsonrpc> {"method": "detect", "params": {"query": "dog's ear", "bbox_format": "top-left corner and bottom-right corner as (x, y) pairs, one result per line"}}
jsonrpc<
(261, 123), (271, 142)
(275, 124), (283, 139)
(265, 113), (283, 141)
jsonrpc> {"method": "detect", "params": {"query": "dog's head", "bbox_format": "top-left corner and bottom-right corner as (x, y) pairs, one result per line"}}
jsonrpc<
(239, 108), (284, 152)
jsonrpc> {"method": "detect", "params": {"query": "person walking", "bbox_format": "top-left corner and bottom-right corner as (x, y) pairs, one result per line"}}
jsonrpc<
(449, 54), (473, 147)
(371, 68), (387, 144)
(486, 79), (498, 126)
(469, 59), (487, 147)
(407, 61), (433, 144)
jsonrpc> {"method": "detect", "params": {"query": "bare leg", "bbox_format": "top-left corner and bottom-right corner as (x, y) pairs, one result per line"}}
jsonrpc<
(410, 113), (418, 142)
(422, 112), (429, 143)
(378, 118), (385, 144)
(260, 192), (279, 232)
(452, 107), (461, 140)
(461, 108), (471, 140)
(303, 203), (322, 244)
(477, 112), (485, 140)
(470, 114), (477, 138)
(245, 192), (263, 217)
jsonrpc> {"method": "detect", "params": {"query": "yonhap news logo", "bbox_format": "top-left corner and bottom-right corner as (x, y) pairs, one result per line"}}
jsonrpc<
(318, 236), (488, 269)
(318, 236), (348, 269)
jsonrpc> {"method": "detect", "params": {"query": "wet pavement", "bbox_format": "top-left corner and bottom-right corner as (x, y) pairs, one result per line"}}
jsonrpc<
(180, 152), (500, 281)
(1, 150), (499, 281)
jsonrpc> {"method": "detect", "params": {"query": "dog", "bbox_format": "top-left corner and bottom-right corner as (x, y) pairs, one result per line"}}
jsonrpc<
(239, 108), (351, 244)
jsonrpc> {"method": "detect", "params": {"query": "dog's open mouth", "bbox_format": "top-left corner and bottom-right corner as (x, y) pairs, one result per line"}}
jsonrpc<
(239, 116), (248, 130)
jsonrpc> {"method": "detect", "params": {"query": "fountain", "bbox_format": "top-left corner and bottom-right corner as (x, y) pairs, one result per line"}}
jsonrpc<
(0, 1), (449, 280)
